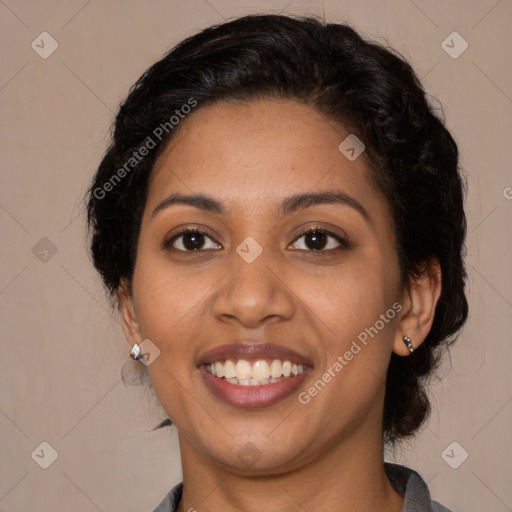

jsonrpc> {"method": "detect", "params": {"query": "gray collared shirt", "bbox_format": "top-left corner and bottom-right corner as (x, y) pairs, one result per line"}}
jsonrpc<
(152, 462), (452, 511)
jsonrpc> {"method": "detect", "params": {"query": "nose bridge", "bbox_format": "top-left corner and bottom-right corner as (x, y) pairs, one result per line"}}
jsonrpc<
(212, 237), (295, 327)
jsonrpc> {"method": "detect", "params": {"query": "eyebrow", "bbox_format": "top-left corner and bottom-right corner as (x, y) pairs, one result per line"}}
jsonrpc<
(279, 190), (370, 221)
(151, 193), (224, 218)
(151, 190), (370, 222)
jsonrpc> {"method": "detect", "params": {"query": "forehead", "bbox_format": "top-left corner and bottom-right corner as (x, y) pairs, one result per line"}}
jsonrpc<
(146, 99), (389, 224)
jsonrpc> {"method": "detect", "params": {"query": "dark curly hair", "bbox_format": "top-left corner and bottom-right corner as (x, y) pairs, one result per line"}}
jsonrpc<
(86, 14), (468, 444)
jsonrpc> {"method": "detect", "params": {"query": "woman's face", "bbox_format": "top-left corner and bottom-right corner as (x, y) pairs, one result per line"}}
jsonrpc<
(121, 99), (406, 472)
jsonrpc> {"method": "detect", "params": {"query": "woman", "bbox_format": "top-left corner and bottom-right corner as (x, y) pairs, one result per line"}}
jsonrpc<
(86, 14), (468, 512)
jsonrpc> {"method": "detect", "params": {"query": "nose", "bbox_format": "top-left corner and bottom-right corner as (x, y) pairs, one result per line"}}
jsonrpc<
(211, 246), (296, 329)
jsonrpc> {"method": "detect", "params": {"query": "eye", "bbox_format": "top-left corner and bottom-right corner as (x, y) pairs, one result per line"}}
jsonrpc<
(290, 227), (349, 251)
(165, 228), (222, 251)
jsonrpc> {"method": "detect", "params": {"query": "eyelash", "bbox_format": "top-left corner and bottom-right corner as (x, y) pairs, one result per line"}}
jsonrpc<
(292, 226), (350, 251)
(164, 226), (350, 253)
(164, 227), (219, 252)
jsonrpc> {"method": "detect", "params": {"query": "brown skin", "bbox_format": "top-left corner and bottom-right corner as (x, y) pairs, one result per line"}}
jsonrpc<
(118, 99), (441, 512)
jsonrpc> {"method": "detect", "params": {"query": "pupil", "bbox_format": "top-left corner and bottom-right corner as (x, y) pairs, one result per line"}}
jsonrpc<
(306, 231), (327, 250)
(184, 232), (204, 250)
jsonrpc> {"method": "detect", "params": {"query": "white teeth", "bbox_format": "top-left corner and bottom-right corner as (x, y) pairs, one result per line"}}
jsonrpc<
(214, 362), (224, 378)
(235, 360), (252, 379)
(270, 359), (282, 378)
(224, 359), (236, 378)
(206, 358), (306, 386)
(251, 360), (270, 380)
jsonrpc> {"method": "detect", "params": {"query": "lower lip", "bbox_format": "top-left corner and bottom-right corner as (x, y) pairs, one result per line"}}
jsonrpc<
(199, 365), (310, 408)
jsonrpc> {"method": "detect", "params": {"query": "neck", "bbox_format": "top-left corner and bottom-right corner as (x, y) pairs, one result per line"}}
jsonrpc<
(175, 423), (404, 512)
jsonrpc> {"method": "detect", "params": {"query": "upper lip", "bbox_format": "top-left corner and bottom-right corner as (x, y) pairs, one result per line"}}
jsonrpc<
(196, 342), (313, 367)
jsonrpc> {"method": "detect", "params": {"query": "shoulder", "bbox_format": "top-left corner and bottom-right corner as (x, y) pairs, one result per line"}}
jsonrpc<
(384, 462), (454, 512)
(151, 482), (183, 512)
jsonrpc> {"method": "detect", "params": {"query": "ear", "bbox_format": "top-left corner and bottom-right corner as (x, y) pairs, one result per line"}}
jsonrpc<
(118, 278), (142, 347)
(394, 259), (442, 356)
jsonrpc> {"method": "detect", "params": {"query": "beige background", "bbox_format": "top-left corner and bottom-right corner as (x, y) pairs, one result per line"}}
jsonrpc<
(1, 0), (511, 510)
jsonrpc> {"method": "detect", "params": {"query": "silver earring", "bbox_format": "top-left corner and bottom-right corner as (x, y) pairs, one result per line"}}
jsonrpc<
(130, 343), (143, 360)
(403, 336), (414, 354)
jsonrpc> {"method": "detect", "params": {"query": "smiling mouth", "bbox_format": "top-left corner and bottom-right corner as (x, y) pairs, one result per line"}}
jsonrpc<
(197, 342), (313, 407)
(204, 358), (307, 386)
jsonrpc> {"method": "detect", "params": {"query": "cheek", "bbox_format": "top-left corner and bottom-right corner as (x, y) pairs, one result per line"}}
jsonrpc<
(133, 266), (208, 425)
(132, 254), (212, 339)
(291, 258), (400, 402)
(292, 256), (396, 332)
